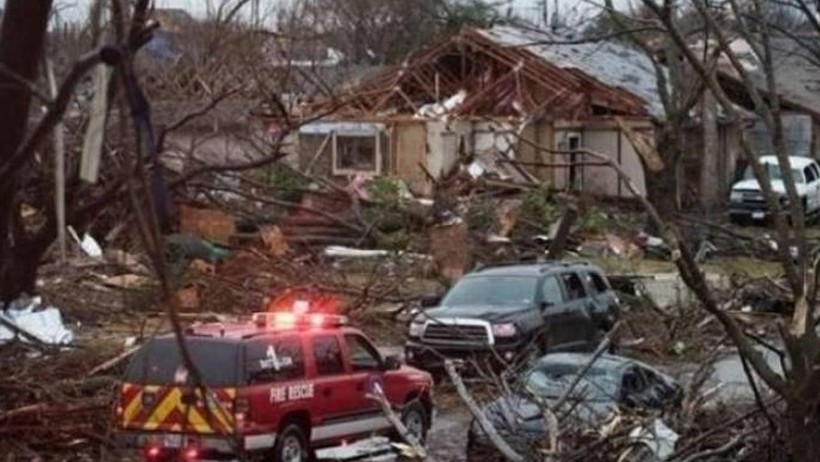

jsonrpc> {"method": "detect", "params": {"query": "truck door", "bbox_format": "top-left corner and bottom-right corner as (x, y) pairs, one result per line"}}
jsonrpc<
(342, 333), (393, 435)
(539, 275), (570, 349)
(243, 335), (309, 440)
(308, 334), (363, 444)
(810, 163), (820, 212)
(558, 271), (596, 351)
(583, 270), (618, 331)
(803, 165), (817, 211)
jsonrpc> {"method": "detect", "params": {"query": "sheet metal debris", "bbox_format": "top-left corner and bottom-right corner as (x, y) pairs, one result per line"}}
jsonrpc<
(0, 297), (74, 346)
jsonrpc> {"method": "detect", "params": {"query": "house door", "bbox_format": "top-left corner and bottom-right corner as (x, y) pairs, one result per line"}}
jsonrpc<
(558, 132), (583, 192)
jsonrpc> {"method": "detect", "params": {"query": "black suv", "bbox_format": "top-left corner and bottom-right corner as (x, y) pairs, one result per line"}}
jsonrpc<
(405, 262), (620, 371)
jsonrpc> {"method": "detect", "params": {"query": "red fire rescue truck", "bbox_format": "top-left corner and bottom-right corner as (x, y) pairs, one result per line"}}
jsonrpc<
(116, 312), (434, 461)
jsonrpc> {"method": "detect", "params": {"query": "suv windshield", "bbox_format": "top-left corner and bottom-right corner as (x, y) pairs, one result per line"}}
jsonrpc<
(124, 337), (241, 387)
(441, 276), (538, 307)
(743, 164), (804, 184)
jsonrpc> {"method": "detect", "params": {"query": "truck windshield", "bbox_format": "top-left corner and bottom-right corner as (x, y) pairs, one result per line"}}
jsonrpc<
(441, 276), (538, 307)
(124, 337), (241, 387)
(743, 164), (804, 184)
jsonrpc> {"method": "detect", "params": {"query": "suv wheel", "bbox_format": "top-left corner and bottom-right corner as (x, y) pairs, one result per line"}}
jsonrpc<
(272, 424), (309, 462)
(400, 400), (429, 444)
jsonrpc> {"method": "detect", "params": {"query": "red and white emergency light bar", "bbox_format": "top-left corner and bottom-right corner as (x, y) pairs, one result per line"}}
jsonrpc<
(252, 311), (348, 329)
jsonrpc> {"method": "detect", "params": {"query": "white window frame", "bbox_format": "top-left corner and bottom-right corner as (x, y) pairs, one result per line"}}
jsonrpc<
(331, 131), (382, 175)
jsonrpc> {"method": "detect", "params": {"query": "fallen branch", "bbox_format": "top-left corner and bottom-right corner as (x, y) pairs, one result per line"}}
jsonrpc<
(444, 359), (525, 462)
(366, 383), (427, 459)
(0, 398), (108, 423)
(679, 428), (756, 462)
(88, 346), (140, 376)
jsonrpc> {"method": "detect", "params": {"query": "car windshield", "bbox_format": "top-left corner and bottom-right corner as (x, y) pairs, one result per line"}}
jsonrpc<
(743, 164), (804, 184)
(441, 276), (538, 307)
(525, 362), (620, 402)
(124, 337), (241, 387)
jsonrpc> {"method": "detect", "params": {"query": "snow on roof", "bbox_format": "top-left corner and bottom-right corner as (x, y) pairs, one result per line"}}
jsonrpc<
(479, 26), (665, 118)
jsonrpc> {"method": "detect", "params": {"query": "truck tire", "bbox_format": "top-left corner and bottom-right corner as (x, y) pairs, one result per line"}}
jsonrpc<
(399, 400), (429, 444)
(272, 424), (309, 462)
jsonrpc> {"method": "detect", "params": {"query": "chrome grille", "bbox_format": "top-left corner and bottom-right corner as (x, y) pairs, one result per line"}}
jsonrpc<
(422, 323), (490, 345)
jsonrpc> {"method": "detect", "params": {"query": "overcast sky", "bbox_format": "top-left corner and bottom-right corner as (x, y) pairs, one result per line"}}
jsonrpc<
(44, 0), (628, 25)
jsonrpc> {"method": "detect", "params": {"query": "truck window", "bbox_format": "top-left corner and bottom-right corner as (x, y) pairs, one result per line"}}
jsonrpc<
(345, 334), (382, 371)
(587, 272), (609, 294)
(805, 166), (816, 183)
(124, 337), (240, 387)
(541, 276), (565, 306)
(245, 336), (305, 384)
(560, 273), (587, 300)
(313, 335), (345, 376)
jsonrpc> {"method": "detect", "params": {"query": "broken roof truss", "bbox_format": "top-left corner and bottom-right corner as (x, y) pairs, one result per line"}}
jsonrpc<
(312, 28), (650, 120)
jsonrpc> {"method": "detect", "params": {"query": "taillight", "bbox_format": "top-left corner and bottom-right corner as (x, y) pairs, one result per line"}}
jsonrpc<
(184, 447), (199, 461)
(144, 445), (162, 460)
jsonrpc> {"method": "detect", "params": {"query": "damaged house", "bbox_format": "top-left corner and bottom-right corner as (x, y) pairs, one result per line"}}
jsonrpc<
(685, 34), (820, 208)
(295, 26), (660, 198)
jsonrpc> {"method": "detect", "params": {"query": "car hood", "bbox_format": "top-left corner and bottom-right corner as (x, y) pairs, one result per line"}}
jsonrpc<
(732, 179), (804, 195)
(420, 304), (532, 323)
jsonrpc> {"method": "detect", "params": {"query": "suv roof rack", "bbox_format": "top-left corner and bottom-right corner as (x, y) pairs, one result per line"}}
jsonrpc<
(475, 258), (546, 271)
(474, 259), (591, 273)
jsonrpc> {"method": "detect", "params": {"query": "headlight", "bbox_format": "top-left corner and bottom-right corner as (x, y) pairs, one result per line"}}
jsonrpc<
(730, 191), (743, 202)
(492, 323), (517, 338)
(408, 322), (424, 338)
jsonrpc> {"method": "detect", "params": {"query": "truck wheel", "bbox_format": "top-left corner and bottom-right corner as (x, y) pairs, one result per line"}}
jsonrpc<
(272, 424), (309, 462)
(400, 400), (429, 444)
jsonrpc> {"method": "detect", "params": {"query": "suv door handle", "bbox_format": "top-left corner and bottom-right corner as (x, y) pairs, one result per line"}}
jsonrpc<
(322, 387), (333, 397)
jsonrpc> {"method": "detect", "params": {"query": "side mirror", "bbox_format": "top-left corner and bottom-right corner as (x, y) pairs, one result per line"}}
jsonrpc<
(540, 301), (553, 311)
(384, 354), (402, 371)
(420, 295), (441, 308)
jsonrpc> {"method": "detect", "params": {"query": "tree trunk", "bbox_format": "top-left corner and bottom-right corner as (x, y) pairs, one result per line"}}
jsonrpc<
(789, 404), (820, 462)
(0, 0), (55, 303)
(0, 245), (43, 303)
(644, 127), (683, 230)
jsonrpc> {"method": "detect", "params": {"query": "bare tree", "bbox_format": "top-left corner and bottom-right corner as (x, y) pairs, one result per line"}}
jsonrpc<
(598, 0), (820, 458)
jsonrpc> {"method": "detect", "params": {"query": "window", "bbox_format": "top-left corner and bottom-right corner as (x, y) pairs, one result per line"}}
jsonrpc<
(805, 166), (817, 183)
(587, 272), (609, 295)
(124, 338), (241, 387)
(332, 133), (381, 174)
(541, 276), (565, 306)
(313, 335), (345, 376)
(811, 163), (820, 181)
(743, 164), (804, 183)
(560, 273), (587, 300)
(558, 133), (584, 192)
(621, 366), (650, 396)
(441, 276), (538, 307)
(345, 334), (382, 371)
(245, 336), (305, 384)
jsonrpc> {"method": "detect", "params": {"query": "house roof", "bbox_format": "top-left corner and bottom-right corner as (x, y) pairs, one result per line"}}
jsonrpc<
(765, 36), (820, 116)
(478, 26), (665, 118)
(708, 35), (820, 119)
(305, 26), (651, 120)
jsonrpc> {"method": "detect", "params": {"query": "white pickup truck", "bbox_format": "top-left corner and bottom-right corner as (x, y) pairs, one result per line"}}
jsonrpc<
(729, 155), (820, 223)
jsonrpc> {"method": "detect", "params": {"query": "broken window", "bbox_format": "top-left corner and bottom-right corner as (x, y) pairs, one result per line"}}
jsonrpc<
(561, 273), (587, 300)
(333, 133), (380, 174)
